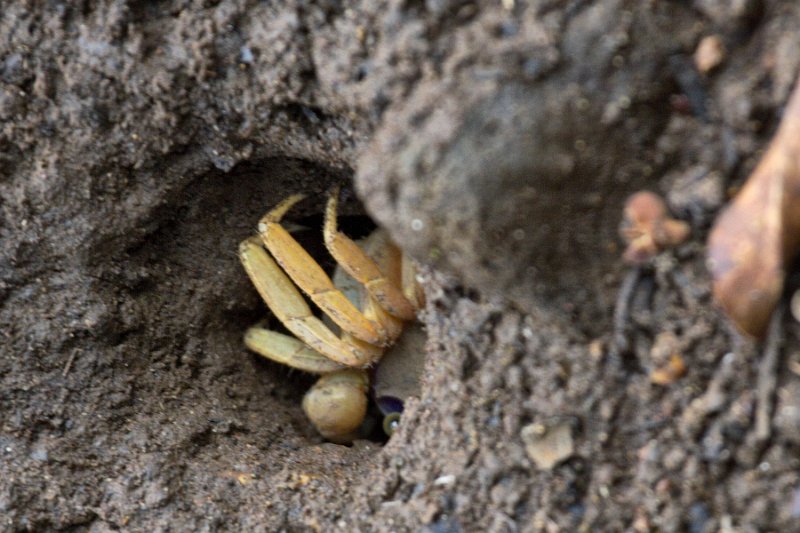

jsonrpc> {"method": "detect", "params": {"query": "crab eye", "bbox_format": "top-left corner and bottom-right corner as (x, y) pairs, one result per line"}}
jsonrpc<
(382, 412), (402, 436)
(376, 395), (404, 416)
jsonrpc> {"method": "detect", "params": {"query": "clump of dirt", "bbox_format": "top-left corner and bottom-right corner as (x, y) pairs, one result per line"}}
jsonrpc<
(2, 1), (800, 531)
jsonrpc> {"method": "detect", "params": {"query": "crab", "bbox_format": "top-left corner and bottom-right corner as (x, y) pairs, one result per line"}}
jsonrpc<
(238, 188), (425, 443)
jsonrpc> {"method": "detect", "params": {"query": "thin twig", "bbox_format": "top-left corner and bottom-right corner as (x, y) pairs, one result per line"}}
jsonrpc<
(62, 348), (79, 378)
(611, 267), (642, 359)
(755, 305), (784, 442)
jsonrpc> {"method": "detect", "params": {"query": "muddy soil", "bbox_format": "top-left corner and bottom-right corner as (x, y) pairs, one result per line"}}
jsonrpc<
(2, 1), (800, 531)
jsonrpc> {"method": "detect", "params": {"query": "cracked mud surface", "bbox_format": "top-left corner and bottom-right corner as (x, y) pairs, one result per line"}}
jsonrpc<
(3, 1), (800, 531)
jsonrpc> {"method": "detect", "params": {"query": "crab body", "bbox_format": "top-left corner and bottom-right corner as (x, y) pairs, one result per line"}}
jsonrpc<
(239, 190), (424, 443)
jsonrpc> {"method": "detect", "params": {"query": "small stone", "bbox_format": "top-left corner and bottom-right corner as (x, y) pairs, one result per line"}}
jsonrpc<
(30, 447), (48, 462)
(433, 474), (455, 487)
(521, 420), (575, 470)
(694, 35), (726, 74)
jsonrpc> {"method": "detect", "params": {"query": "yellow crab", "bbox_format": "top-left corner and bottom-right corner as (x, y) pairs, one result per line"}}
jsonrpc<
(238, 189), (424, 443)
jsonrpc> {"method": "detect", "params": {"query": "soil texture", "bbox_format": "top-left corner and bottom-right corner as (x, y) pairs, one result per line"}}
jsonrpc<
(2, 1), (800, 531)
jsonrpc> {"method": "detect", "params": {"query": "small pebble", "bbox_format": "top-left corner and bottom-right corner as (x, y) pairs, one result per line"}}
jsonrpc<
(433, 474), (455, 487)
(521, 420), (575, 470)
(694, 35), (726, 74)
(30, 447), (48, 462)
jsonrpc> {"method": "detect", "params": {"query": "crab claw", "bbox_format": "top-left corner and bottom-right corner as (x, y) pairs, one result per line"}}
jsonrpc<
(302, 369), (369, 444)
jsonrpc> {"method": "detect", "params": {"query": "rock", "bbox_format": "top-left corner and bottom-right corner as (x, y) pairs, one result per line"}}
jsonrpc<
(521, 420), (575, 470)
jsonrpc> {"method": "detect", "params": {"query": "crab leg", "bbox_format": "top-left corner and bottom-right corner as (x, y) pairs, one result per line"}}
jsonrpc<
(244, 327), (345, 374)
(257, 195), (389, 346)
(323, 190), (417, 321)
(329, 239), (405, 344)
(364, 293), (404, 343)
(402, 252), (425, 310)
(239, 237), (382, 367)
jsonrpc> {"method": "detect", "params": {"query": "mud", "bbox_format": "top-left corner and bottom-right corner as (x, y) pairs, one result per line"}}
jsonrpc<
(2, 1), (800, 531)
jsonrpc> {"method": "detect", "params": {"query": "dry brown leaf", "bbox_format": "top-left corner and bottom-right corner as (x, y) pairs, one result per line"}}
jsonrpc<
(707, 77), (800, 338)
(620, 191), (690, 264)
